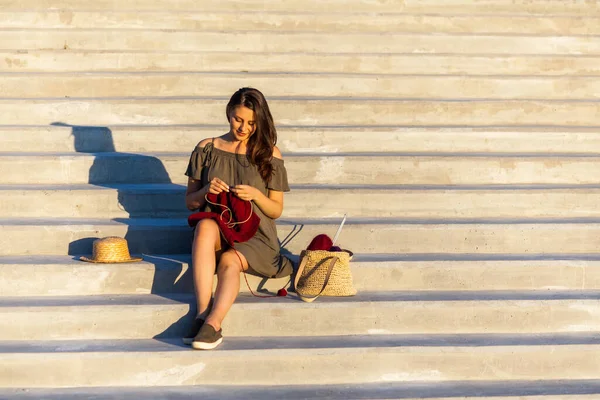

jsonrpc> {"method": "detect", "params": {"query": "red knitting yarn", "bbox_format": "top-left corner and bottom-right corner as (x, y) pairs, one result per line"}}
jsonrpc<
(188, 192), (260, 246)
(277, 288), (288, 297)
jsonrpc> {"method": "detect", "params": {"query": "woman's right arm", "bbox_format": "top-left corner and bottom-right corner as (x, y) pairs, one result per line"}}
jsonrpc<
(185, 178), (208, 211)
(185, 139), (212, 210)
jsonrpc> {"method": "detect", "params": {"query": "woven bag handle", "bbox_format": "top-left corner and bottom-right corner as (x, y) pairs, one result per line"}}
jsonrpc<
(294, 255), (338, 303)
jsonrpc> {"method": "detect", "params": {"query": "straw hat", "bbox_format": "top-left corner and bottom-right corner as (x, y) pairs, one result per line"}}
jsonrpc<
(80, 237), (142, 263)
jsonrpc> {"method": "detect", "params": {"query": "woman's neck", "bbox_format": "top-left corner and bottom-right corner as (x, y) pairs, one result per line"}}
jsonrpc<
(222, 132), (249, 152)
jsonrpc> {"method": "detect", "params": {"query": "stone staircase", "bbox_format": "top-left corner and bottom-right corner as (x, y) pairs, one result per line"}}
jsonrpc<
(2, 0), (600, 398)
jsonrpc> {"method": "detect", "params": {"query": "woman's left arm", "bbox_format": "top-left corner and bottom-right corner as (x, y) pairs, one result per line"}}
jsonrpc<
(232, 187), (283, 219)
(232, 147), (285, 219)
(231, 178), (283, 219)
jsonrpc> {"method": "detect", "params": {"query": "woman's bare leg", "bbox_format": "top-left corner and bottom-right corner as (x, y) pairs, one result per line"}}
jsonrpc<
(191, 219), (222, 318)
(204, 249), (249, 331)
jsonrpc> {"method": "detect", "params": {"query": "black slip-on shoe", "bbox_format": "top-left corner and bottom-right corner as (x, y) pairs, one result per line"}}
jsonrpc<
(182, 318), (205, 345)
(192, 323), (223, 350)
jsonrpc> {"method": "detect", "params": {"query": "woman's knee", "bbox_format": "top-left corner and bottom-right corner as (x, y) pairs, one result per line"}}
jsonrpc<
(192, 219), (221, 249)
(194, 219), (219, 237)
(217, 252), (244, 275)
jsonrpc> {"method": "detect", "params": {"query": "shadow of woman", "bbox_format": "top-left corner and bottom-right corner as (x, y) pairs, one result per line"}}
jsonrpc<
(53, 122), (194, 299)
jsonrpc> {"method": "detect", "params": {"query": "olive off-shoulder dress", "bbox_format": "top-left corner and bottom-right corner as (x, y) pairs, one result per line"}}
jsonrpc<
(185, 141), (293, 278)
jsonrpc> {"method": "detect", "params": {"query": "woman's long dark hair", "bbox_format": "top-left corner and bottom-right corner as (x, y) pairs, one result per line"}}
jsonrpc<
(226, 87), (277, 184)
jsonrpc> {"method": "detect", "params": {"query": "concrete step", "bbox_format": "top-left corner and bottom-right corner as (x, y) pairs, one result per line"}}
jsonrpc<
(3, 335), (600, 387)
(5, 390), (600, 400)
(2, 217), (600, 256)
(4, 73), (600, 100)
(2, 98), (600, 127)
(2, 126), (600, 154)
(0, 184), (188, 219)
(3, 382), (600, 400)
(3, 152), (600, 185)
(4, 184), (600, 219)
(3, 52), (600, 75)
(3, 11), (600, 35)
(1, 152), (409, 185)
(2, 255), (600, 297)
(3, 292), (600, 340)
(4, 0), (600, 15)
(3, 30), (600, 54)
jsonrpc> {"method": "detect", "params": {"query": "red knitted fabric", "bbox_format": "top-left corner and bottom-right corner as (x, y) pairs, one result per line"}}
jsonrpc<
(188, 192), (260, 246)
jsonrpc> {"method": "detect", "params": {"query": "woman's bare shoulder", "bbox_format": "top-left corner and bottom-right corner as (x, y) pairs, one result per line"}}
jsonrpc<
(272, 146), (283, 160)
(199, 134), (231, 150)
(196, 137), (213, 149)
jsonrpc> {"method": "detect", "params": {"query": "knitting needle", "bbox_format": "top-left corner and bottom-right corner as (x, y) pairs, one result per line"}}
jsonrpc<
(332, 213), (347, 246)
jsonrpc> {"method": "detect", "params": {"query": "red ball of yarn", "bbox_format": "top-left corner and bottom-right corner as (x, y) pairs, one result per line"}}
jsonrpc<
(277, 288), (288, 297)
(307, 234), (333, 251)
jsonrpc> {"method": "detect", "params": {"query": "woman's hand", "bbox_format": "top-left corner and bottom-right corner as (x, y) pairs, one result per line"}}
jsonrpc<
(206, 177), (230, 194)
(231, 185), (260, 201)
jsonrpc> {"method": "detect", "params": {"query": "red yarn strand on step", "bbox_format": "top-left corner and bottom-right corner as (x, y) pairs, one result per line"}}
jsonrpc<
(234, 249), (287, 298)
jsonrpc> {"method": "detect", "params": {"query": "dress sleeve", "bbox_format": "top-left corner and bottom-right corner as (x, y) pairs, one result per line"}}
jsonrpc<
(268, 158), (290, 192)
(184, 144), (212, 180)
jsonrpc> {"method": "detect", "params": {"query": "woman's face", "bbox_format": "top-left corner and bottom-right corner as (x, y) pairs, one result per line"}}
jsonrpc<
(229, 106), (256, 142)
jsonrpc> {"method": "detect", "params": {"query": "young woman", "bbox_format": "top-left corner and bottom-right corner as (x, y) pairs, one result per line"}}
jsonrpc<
(183, 87), (292, 350)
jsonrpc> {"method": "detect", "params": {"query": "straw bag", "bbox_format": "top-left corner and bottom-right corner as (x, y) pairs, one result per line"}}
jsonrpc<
(294, 249), (356, 303)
